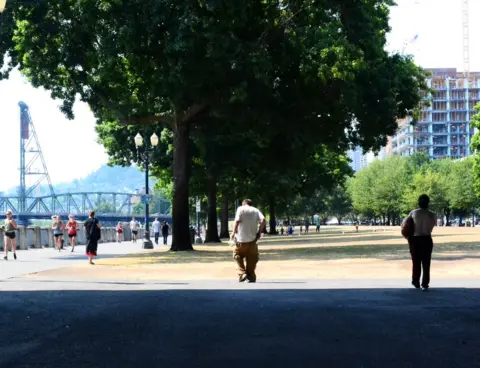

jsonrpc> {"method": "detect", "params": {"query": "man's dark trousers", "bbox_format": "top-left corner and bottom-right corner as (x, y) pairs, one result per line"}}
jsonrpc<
(154, 232), (159, 245)
(409, 235), (434, 288)
(162, 233), (168, 245)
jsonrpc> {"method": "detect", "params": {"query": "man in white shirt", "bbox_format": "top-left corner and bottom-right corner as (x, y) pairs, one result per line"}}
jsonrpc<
(230, 199), (266, 283)
(129, 217), (140, 243)
(152, 218), (161, 245)
(402, 194), (436, 291)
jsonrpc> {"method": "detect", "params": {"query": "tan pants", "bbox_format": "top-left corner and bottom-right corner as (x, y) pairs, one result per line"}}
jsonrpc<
(234, 241), (259, 281)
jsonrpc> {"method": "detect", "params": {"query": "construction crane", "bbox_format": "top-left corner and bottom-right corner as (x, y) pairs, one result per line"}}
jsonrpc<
(462, 0), (470, 78)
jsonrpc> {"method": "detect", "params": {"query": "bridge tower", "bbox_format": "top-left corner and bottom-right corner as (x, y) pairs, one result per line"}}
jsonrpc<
(18, 101), (55, 212)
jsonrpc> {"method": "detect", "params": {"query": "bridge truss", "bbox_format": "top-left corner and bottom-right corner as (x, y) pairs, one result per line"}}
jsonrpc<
(5, 101), (171, 220)
(0, 192), (171, 217)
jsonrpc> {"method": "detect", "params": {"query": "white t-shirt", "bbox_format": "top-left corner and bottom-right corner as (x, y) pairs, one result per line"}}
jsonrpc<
(130, 221), (140, 231)
(152, 220), (160, 233)
(234, 205), (265, 243)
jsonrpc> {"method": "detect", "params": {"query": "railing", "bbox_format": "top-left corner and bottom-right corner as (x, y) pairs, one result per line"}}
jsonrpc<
(0, 226), (168, 250)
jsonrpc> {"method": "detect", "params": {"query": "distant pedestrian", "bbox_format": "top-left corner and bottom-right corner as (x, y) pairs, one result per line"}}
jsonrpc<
(401, 194), (436, 291)
(129, 217), (140, 243)
(161, 221), (169, 246)
(84, 210), (101, 265)
(52, 215), (65, 252)
(3, 210), (17, 260)
(286, 225), (292, 235)
(66, 215), (78, 252)
(305, 223), (310, 233)
(316, 224), (320, 233)
(230, 199), (266, 283)
(300, 225), (303, 234)
(116, 222), (124, 243)
(280, 226), (284, 235)
(152, 218), (161, 245)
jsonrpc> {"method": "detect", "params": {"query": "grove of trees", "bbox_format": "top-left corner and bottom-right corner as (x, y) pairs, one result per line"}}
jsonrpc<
(1, 0), (428, 250)
(347, 154), (479, 226)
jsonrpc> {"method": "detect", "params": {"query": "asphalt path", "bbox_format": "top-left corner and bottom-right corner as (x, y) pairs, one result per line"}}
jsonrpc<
(0, 278), (479, 368)
(0, 234), (479, 367)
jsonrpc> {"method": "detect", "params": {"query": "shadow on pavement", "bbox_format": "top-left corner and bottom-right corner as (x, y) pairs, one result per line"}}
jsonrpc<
(0, 287), (478, 368)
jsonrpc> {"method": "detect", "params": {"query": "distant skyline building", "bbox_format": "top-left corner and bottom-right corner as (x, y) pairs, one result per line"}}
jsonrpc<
(388, 68), (480, 159)
(347, 146), (386, 172)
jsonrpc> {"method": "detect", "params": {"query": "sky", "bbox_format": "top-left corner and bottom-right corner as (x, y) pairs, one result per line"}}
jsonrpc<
(0, 0), (479, 192)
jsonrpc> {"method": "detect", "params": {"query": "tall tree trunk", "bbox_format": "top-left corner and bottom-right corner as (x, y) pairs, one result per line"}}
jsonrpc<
(205, 173), (220, 243)
(268, 199), (277, 235)
(219, 193), (230, 238)
(171, 123), (194, 251)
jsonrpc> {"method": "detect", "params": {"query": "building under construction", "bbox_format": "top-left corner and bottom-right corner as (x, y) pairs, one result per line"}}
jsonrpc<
(388, 68), (480, 160)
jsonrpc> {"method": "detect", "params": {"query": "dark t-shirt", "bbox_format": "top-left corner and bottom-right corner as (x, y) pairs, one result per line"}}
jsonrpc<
(84, 217), (100, 239)
(161, 224), (169, 235)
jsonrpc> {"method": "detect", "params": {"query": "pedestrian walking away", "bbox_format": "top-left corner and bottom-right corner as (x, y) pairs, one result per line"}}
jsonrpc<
(52, 215), (65, 252)
(66, 214), (78, 252)
(116, 222), (124, 243)
(84, 210), (101, 265)
(230, 199), (266, 283)
(161, 221), (169, 246)
(129, 217), (140, 243)
(401, 194), (436, 291)
(3, 210), (18, 260)
(152, 218), (161, 245)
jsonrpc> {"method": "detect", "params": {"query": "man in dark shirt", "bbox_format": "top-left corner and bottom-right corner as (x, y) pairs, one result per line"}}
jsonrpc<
(401, 194), (436, 291)
(161, 222), (170, 246)
(84, 210), (101, 265)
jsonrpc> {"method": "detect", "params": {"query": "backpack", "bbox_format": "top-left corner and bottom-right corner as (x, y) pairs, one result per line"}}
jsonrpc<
(401, 217), (415, 240)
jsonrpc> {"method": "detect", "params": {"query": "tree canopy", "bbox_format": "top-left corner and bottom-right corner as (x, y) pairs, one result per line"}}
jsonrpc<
(1, 0), (429, 248)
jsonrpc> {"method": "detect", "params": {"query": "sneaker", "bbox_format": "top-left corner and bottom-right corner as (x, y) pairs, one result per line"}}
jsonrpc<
(13, 253), (16, 260)
(247, 279), (256, 283)
(3, 256), (7, 261)
(411, 281), (420, 289)
(422, 286), (429, 291)
(238, 274), (248, 283)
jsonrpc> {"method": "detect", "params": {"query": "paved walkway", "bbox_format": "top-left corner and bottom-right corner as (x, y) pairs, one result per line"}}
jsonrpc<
(0, 278), (479, 368)
(0, 237), (171, 280)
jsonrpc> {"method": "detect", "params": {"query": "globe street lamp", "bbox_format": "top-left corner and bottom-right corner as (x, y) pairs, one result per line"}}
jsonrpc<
(134, 132), (159, 249)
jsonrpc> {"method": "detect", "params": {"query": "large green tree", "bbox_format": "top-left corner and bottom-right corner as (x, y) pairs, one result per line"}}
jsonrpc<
(470, 105), (480, 198)
(403, 169), (448, 218)
(1, 0), (428, 250)
(447, 158), (477, 224)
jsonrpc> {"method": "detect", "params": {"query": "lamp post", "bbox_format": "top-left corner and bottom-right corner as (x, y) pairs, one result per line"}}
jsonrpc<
(134, 132), (159, 249)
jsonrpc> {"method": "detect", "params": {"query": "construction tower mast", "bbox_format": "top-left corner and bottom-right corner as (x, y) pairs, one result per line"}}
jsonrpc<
(462, 0), (470, 78)
(18, 101), (55, 212)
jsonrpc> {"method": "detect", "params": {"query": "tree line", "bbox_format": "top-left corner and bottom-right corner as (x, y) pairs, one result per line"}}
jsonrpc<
(291, 153), (478, 227)
(1, 1), (428, 249)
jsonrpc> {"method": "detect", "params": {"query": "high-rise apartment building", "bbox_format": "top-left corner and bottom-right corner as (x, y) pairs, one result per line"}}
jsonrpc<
(347, 146), (382, 172)
(389, 68), (480, 159)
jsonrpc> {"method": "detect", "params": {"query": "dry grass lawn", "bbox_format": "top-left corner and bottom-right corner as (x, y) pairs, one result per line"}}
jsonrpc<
(27, 226), (480, 280)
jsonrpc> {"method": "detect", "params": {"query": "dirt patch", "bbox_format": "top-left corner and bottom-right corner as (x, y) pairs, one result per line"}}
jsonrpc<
(24, 226), (480, 281)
